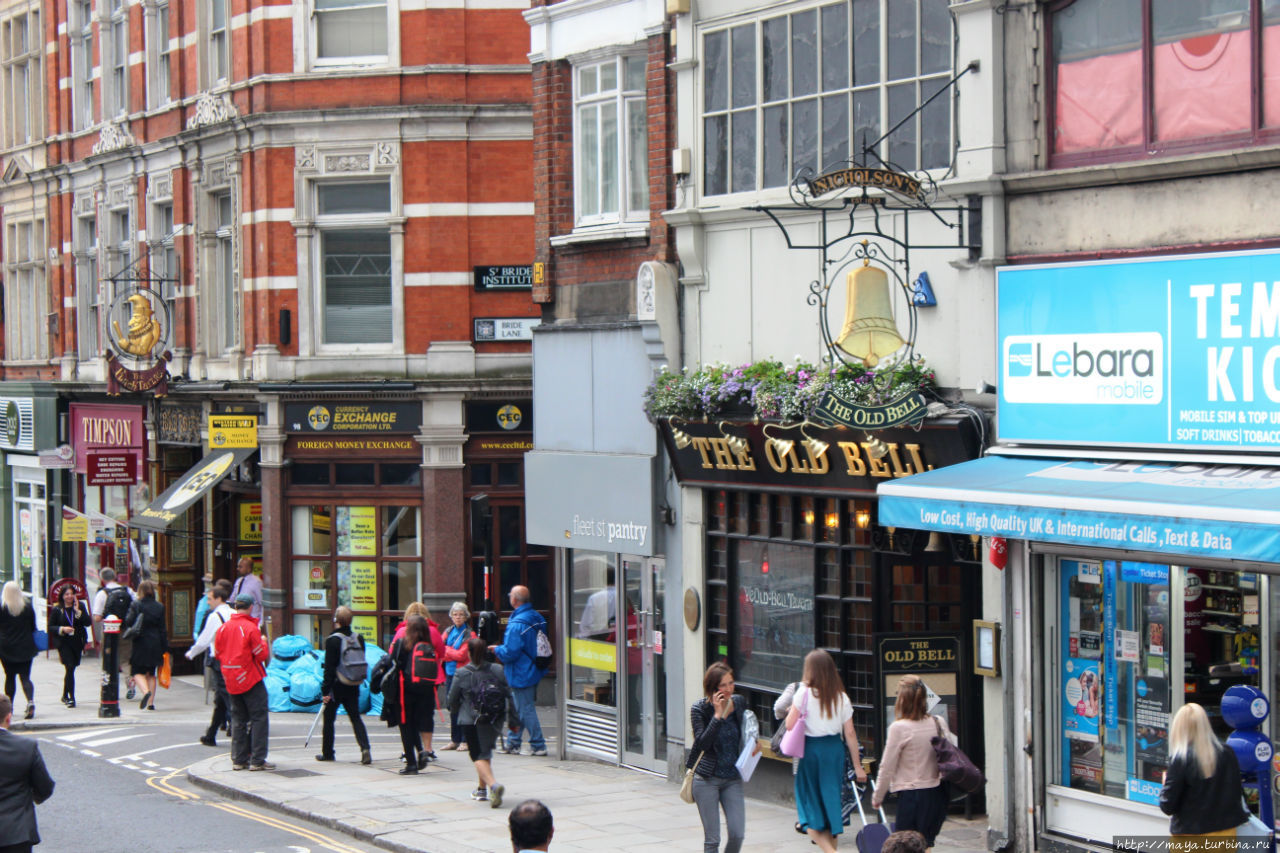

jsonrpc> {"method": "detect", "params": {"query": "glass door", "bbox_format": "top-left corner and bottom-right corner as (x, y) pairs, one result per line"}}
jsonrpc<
(621, 556), (667, 770)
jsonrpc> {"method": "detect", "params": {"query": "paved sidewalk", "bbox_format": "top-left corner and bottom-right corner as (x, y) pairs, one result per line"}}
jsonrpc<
(15, 652), (989, 853)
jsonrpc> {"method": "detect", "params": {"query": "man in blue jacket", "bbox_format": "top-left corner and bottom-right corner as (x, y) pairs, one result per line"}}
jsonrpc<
(493, 585), (548, 756)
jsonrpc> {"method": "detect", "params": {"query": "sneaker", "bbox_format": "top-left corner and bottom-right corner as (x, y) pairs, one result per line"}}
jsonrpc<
(126, 685), (136, 701)
(489, 784), (504, 809)
(23, 703), (33, 720)
(531, 748), (548, 757)
(360, 749), (372, 766)
(496, 742), (517, 755)
(66, 699), (75, 709)
(249, 762), (276, 771)
(232, 763), (248, 771)
(470, 788), (488, 801)
(315, 754), (335, 762)
(426, 750), (438, 761)
(200, 736), (218, 747)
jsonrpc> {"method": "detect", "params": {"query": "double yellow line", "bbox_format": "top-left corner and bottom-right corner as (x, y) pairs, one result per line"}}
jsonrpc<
(148, 765), (368, 853)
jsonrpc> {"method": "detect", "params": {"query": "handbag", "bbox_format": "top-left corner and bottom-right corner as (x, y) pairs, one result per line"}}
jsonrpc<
(779, 688), (809, 758)
(121, 610), (144, 640)
(770, 724), (787, 755)
(158, 653), (172, 689)
(931, 716), (985, 793)
(680, 751), (704, 804)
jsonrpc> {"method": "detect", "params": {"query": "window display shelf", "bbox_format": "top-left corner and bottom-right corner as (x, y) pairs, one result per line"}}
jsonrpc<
(1201, 609), (1242, 617)
(1200, 583), (1238, 591)
(1201, 624), (1240, 634)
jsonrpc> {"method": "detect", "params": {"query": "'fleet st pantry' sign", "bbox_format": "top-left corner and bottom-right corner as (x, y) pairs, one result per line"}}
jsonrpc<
(998, 248), (1280, 451)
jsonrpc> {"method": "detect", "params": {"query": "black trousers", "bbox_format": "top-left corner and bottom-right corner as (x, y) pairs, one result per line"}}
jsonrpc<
(59, 644), (83, 701)
(204, 663), (230, 740)
(321, 682), (370, 756)
(1, 658), (33, 704)
(229, 681), (269, 766)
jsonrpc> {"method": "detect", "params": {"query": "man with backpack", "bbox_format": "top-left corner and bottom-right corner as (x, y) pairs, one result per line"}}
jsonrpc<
(316, 606), (372, 765)
(493, 585), (550, 757)
(447, 637), (517, 807)
(185, 581), (233, 747)
(91, 568), (137, 703)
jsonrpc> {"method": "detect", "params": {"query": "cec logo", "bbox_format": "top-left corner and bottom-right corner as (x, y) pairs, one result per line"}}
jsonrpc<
(497, 404), (522, 430)
(1002, 332), (1164, 405)
(307, 406), (331, 431)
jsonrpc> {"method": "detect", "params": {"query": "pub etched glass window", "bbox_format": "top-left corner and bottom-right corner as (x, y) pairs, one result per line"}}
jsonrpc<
(316, 181), (393, 345)
(575, 55), (649, 226)
(702, 0), (952, 196)
(315, 0), (388, 62)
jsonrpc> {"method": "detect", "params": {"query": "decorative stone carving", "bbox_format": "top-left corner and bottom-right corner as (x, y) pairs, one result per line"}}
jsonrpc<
(91, 120), (136, 155)
(296, 146), (316, 170)
(324, 154), (371, 173)
(148, 172), (173, 201)
(75, 193), (96, 216)
(375, 141), (398, 167)
(185, 92), (239, 130)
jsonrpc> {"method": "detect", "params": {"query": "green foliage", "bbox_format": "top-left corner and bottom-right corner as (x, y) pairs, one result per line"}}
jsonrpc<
(643, 356), (937, 422)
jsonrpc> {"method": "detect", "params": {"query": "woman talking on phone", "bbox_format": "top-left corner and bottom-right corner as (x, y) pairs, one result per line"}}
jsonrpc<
(687, 662), (746, 853)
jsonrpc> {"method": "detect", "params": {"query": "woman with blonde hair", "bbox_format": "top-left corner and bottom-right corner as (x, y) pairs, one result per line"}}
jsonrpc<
(391, 601), (447, 763)
(0, 580), (37, 719)
(783, 649), (867, 853)
(873, 675), (952, 848)
(1159, 703), (1248, 842)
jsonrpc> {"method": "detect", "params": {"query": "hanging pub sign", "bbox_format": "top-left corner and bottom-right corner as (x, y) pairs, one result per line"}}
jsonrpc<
(811, 388), (929, 430)
(805, 166), (926, 203)
(104, 287), (173, 396)
(659, 418), (981, 494)
(70, 403), (145, 479)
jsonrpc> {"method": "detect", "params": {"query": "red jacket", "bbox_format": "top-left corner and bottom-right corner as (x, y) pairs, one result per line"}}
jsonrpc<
(214, 612), (269, 694)
(391, 618), (447, 685)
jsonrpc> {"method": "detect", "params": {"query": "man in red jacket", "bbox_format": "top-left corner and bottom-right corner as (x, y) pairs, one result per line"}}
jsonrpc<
(215, 594), (273, 771)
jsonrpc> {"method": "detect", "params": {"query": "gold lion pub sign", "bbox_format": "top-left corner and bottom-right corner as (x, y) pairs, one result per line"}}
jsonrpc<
(105, 288), (173, 396)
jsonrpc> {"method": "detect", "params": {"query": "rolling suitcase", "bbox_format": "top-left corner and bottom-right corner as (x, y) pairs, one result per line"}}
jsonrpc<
(852, 776), (892, 853)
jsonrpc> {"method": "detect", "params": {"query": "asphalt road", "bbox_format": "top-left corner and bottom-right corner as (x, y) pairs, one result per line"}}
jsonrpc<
(24, 717), (401, 853)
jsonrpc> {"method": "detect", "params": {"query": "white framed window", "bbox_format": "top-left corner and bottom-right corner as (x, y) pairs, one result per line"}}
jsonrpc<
(314, 0), (389, 64)
(701, 0), (952, 196)
(152, 202), (177, 319)
(1, 7), (42, 148)
(75, 215), (101, 359)
(106, 0), (127, 116)
(73, 0), (95, 129)
(210, 192), (236, 353)
(315, 181), (393, 346)
(574, 55), (648, 226)
(4, 219), (47, 361)
(209, 0), (229, 86)
(149, 0), (171, 107)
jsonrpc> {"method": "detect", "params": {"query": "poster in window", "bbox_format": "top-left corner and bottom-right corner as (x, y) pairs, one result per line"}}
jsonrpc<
(351, 615), (378, 646)
(1134, 675), (1169, 765)
(337, 506), (377, 556)
(349, 561), (377, 611)
(1063, 657), (1101, 742)
(733, 541), (814, 691)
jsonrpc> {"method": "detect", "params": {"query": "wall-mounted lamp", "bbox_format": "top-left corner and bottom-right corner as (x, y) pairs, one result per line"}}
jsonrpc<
(718, 422), (749, 455)
(669, 419), (693, 448)
(763, 424), (795, 458)
(800, 422), (829, 459)
(863, 432), (889, 460)
(802, 509), (816, 526)
(824, 512), (840, 529)
(854, 508), (871, 529)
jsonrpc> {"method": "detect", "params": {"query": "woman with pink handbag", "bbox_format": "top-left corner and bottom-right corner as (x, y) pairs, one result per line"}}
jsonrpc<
(783, 649), (867, 853)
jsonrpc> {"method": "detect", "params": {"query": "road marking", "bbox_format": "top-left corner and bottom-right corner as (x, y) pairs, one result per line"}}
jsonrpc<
(79, 749), (101, 757)
(59, 726), (130, 742)
(125, 741), (218, 758)
(80, 733), (149, 747)
(150, 764), (368, 853)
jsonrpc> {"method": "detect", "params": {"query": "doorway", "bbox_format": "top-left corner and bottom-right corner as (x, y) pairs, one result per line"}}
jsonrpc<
(620, 555), (667, 771)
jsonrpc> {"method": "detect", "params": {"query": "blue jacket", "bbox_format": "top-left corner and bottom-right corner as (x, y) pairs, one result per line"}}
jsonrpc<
(493, 603), (546, 688)
(192, 595), (211, 642)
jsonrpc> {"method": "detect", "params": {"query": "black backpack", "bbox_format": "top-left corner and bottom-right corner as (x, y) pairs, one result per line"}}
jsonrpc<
(104, 586), (132, 621)
(470, 669), (507, 725)
(408, 640), (438, 687)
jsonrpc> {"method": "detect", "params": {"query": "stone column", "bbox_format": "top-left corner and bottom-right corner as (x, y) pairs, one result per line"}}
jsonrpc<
(257, 396), (288, 639)
(417, 395), (467, 615)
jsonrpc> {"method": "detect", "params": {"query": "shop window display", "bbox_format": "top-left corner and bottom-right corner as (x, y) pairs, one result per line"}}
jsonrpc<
(1055, 558), (1260, 808)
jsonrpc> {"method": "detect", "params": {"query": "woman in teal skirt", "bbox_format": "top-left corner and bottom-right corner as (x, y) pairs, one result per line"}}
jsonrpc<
(784, 649), (867, 853)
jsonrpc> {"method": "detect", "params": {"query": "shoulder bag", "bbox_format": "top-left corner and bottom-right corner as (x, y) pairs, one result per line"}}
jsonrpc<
(680, 751), (704, 804)
(931, 716), (985, 793)
(778, 687), (809, 758)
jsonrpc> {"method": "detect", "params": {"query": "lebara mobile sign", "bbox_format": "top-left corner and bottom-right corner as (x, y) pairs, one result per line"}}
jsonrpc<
(998, 249), (1280, 451)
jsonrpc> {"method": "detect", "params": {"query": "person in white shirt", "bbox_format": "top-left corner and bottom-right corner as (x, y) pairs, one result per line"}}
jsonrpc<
(90, 568), (137, 699)
(576, 568), (616, 638)
(186, 582), (233, 746)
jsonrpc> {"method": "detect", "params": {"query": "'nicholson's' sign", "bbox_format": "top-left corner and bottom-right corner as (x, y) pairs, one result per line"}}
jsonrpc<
(805, 167), (924, 201)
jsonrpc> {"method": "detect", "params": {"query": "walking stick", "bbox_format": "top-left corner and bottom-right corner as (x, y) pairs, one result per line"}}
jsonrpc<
(303, 703), (325, 748)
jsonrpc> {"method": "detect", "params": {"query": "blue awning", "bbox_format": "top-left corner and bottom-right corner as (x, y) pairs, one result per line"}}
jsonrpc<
(877, 456), (1280, 563)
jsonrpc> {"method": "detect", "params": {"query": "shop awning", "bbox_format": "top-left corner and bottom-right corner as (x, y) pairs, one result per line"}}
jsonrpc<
(877, 456), (1280, 563)
(130, 447), (255, 532)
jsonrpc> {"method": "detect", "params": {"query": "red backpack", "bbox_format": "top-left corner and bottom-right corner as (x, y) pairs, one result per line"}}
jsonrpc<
(408, 640), (438, 686)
